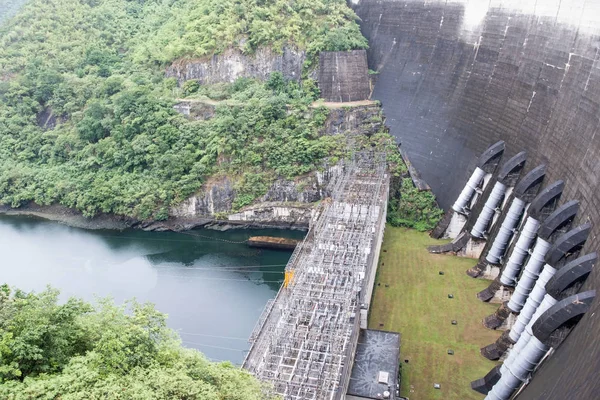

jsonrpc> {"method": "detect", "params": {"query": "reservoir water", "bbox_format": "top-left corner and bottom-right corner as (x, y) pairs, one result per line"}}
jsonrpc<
(0, 215), (305, 365)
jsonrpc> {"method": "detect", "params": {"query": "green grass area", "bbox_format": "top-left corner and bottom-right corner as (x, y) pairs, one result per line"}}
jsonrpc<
(369, 227), (501, 400)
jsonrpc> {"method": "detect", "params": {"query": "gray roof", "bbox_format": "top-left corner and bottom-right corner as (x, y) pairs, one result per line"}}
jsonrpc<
(347, 329), (401, 399)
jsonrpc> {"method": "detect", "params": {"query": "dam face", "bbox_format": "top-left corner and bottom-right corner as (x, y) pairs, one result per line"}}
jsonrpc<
(352, 1), (600, 399)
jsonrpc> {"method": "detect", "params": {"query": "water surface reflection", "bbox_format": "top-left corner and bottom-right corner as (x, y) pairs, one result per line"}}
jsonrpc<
(0, 215), (304, 364)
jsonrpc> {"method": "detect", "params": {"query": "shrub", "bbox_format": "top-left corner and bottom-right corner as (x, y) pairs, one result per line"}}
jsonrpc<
(182, 80), (200, 96)
(388, 178), (443, 232)
(0, 286), (272, 399)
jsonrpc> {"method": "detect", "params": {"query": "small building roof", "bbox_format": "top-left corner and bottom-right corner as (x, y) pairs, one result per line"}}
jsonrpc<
(347, 329), (401, 399)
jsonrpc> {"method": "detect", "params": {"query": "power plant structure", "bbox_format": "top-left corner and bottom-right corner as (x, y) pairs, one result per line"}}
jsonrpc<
(243, 152), (389, 400)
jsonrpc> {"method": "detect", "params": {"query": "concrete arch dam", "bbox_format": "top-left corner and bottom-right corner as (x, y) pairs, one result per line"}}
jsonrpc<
(350, 1), (600, 399)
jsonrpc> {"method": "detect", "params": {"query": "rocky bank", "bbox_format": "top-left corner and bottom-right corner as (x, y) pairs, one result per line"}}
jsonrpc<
(166, 47), (306, 85)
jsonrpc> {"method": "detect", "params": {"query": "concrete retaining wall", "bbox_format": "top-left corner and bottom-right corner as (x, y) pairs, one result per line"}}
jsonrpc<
(318, 50), (371, 102)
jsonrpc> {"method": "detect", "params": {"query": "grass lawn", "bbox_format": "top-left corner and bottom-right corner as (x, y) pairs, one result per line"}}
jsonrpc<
(368, 226), (501, 400)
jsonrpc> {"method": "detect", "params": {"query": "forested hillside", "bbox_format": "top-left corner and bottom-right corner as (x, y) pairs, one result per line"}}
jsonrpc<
(0, 285), (273, 399)
(0, 0), (367, 220)
(135, 0), (368, 68)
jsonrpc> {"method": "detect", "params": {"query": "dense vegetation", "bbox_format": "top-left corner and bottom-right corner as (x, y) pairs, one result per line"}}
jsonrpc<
(135, 0), (368, 70)
(0, 0), (366, 220)
(387, 178), (444, 232)
(355, 129), (443, 232)
(0, 285), (273, 399)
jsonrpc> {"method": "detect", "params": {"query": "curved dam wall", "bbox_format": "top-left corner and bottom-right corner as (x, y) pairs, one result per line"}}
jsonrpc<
(351, 1), (600, 399)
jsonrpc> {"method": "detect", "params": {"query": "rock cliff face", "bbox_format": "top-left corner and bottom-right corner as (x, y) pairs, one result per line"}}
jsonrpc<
(168, 102), (383, 227)
(166, 47), (306, 85)
(227, 203), (316, 229)
(169, 167), (341, 227)
(324, 104), (383, 136)
(173, 101), (216, 121)
(170, 176), (236, 217)
(36, 107), (65, 130)
(261, 177), (325, 204)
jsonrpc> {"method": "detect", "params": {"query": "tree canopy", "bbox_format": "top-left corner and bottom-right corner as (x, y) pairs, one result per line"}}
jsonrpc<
(0, 285), (273, 399)
(0, 0), (366, 220)
(134, 0), (368, 66)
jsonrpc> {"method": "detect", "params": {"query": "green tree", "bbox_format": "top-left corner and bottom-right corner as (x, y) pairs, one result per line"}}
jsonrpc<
(0, 286), (275, 399)
(77, 101), (111, 142)
(0, 0), (365, 221)
(388, 178), (444, 231)
(0, 287), (92, 381)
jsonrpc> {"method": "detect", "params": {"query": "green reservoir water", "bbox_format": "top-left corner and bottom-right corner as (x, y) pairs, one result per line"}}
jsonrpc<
(0, 215), (305, 365)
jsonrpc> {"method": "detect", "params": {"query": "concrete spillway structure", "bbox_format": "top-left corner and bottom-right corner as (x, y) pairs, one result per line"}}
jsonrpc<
(476, 180), (565, 303)
(499, 254), (598, 377)
(480, 223), (592, 361)
(481, 200), (580, 331)
(430, 141), (505, 241)
(351, 0), (600, 397)
(473, 290), (596, 399)
(429, 149), (527, 256)
(508, 224), (591, 316)
(473, 253), (597, 397)
(470, 152), (527, 240)
(508, 239), (593, 348)
(497, 182), (565, 288)
(466, 165), (546, 278)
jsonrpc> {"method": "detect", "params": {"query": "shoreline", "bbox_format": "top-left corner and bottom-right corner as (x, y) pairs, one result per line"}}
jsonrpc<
(0, 203), (310, 232)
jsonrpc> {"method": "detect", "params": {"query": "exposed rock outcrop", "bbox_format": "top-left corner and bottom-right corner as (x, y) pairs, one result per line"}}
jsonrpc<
(323, 104), (384, 136)
(169, 166), (341, 227)
(166, 47), (306, 85)
(173, 101), (216, 121)
(227, 203), (315, 228)
(36, 107), (64, 130)
(170, 176), (236, 217)
(262, 178), (323, 204)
